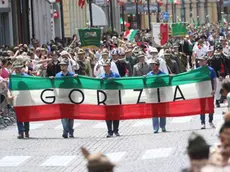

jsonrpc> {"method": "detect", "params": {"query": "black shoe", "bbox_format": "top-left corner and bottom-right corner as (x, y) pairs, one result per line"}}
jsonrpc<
(17, 133), (24, 139)
(114, 132), (120, 137)
(106, 133), (113, 138)
(62, 134), (68, 139)
(25, 131), (29, 138)
(216, 100), (220, 108)
(69, 134), (74, 138)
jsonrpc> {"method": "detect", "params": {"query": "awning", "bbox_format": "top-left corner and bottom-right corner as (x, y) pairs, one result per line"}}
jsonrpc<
(87, 3), (107, 26)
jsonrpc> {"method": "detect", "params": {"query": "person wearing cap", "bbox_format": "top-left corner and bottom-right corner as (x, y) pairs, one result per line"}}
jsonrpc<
(100, 59), (121, 138)
(9, 59), (30, 139)
(147, 47), (169, 74)
(60, 50), (78, 73)
(164, 50), (180, 74)
(76, 49), (92, 76)
(54, 59), (78, 138)
(46, 51), (61, 77)
(192, 39), (209, 68)
(133, 51), (151, 76)
(197, 55), (216, 129)
(172, 43), (187, 73)
(125, 47), (138, 75)
(116, 47), (131, 77)
(209, 43), (229, 107)
(111, 49), (119, 63)
(94, 48), (119, 78)
(182, 132), (210, 172)
(146, 59), (166, 133)
(81, 147), (115, 172)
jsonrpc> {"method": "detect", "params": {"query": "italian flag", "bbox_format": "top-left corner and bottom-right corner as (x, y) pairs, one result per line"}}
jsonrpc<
(170, 0), (180, 4)
(151, 23), (169, 46)
(124, 29), (138, 42)
(10, 67), (214, 122)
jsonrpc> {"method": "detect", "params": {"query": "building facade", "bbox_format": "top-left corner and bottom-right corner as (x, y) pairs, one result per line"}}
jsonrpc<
(0, 0), (14, 45)
(122, 0), (218, 30)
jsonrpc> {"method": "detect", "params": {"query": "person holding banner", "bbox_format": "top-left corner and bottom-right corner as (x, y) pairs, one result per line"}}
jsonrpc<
(9, 59), (30, 139)
(100, 60), (121, 138)
(146, 59), (166, 134)
(197, 55), (216, 129)
(54, 59), (78, 138)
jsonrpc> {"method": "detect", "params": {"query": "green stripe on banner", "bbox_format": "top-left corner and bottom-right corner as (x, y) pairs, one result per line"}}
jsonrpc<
(10, 67), (210, 91)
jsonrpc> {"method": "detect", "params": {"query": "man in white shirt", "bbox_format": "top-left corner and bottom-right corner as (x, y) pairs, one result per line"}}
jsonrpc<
(147, 48), (169, 74)
(193, 39), (209, 67)
(94, 49), (119, 78)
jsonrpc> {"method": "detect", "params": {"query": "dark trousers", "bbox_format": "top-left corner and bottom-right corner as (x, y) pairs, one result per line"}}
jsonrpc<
(200, 114), (213, 124)
(106, 120), (119, 134)
(17, 121), (30, 134)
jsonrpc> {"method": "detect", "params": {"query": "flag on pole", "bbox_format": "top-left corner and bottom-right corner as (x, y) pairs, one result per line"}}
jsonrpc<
(151, 23), (169, 46)
(221, 15), (228, 27)
(171, 22), (187, 36)
(169, 0), (180, 4)
(124, 29), (138, 42)
(78, 0), (86, 8)
(10, 67), (214, 122)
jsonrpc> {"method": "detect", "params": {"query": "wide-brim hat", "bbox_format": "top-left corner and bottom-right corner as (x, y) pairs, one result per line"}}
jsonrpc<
(102, 59), (111, 66)
(125, 48), (132, 53)
(59, 59), (69, 65)
(78, 49), (85, 55)
(197, 55), (208, 61)
(102, 49), (109, 55)
(12, 63), (24, 69)
(12, 59), (24, 68)
(149, 59), (160, 65)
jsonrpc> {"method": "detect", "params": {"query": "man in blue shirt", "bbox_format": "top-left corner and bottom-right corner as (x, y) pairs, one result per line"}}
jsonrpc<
(146, 59), (166, 134)
(54, 59), (78, 138)
(9, 59), (30, 139)
(100, 60), (121, 138)
(197, 55), (217, 129)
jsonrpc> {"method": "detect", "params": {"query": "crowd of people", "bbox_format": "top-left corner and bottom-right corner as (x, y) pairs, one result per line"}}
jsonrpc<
(1, 23), (230, 170)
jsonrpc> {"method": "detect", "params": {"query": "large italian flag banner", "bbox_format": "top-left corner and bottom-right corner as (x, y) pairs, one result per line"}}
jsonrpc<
(10, 67), (214, 122)
(151, 23), (169, 46)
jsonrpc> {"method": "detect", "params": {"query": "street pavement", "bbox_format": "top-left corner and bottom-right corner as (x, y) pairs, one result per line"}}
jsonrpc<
(0, 105), (226, 172)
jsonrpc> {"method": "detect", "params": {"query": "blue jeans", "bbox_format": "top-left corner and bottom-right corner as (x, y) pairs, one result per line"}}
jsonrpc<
(152, 117), (166, 131)
(61, 119), (74, 135)
(200, 114), (213, 124)
(17, 121), (30, 134)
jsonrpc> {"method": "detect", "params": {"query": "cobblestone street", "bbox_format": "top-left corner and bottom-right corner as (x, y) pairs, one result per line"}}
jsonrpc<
(0, 106), (225, 172)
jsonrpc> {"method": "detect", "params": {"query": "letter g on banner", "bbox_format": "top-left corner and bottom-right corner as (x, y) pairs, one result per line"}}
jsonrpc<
(40, 89), (56, 104)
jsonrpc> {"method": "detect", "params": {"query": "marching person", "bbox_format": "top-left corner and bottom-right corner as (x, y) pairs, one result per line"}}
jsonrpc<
(146, 59), (166, 133)
(133, 51), (151, 76)
(76, 48), (92, 76)
(94, 48), (119, 77)
(9, 59), (30, 139)
(99, 60), (121, 138)
(197, 55), (216, 129)
(147, 47), (168, 74)
(164, 50), (180, 74)
(209, 43), (230, 107)
(54, 59), (78, 138)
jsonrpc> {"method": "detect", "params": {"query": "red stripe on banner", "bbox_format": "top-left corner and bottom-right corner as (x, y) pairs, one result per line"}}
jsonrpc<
(15, 97), (214, 122)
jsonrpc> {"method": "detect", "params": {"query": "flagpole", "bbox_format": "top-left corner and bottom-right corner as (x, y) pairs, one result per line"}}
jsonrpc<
(110, 0), (114, 32)
(89, 0), (93, 27)
(147, 0), (151, 30)
(171, 2), (174, 23)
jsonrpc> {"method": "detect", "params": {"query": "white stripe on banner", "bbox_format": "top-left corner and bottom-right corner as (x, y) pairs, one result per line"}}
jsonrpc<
(12, 81), (212, 107)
